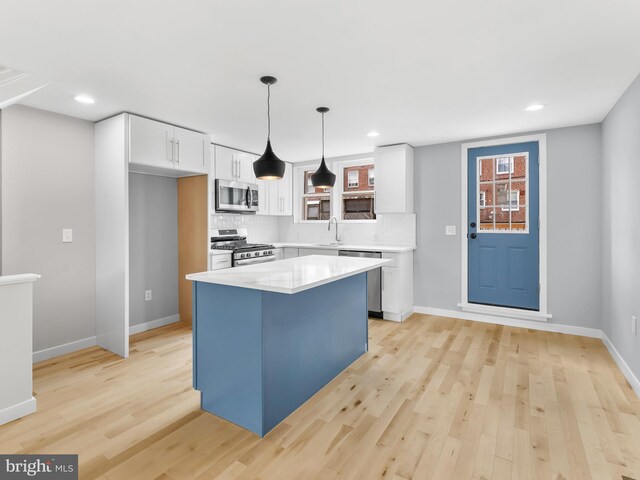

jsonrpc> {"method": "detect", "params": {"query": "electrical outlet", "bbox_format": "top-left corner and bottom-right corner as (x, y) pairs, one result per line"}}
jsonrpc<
(145, 290), (152, 302)
(445, 225), (457, 236)
(373, 232), (379, 241)
(632, 315), (637, 336)
(62, 228), (73, 243)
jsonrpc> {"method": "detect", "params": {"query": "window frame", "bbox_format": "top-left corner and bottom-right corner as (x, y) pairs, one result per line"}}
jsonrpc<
(368, 168), (374, 187)
(479, 191), (486, 207)
(500, 190), (520, 212)
(295, 164), (333, 223)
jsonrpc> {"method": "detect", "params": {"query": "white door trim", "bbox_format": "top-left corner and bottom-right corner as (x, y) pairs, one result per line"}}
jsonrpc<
(460, 133), (549, 321)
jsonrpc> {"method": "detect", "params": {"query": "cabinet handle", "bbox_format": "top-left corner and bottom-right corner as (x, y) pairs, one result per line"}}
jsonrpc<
(168, 139), (174, 163)
(176, 140), (180, 164)
(233, 159), (237, 179)
(238, 160), (241, 179)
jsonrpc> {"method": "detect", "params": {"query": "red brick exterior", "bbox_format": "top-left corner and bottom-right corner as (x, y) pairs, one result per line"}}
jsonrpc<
(343, 165), (374, 192)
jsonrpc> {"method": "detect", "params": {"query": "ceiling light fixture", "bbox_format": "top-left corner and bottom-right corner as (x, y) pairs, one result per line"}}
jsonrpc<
(253, 76), (285, 180)
(367, 131), (380, 137)
(74, 94), (95, 104)
(311, 107), (336, 189)
(525, 104), (545, 112)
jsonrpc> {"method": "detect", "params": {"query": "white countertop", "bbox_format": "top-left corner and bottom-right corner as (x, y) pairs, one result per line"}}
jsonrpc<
(272, 242), (415, 253)
(186, 255), (391, 294)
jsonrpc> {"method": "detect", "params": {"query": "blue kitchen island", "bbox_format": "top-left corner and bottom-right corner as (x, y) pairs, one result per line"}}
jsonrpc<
(186, 254), (389, 437)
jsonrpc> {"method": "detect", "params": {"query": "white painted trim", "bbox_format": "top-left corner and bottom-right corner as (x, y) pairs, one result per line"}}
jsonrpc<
(460, 133), (548, 316)
(0, 396), (36, 426)
(0, 273), (40, 286)
(33, 336), (97, 363)
(601, 333), (640, 399)
(413, 306), (599, 338)
(129, 314), (180, 335)
(458, 302), (552, 322)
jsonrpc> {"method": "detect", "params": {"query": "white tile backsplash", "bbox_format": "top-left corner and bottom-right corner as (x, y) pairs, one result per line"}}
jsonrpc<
(210, 214), (279, 243)
(277, 214), (416, 246)
(211, 213), (415, 247)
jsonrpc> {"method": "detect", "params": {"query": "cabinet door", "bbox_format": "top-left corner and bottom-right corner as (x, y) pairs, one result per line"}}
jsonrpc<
(256, 179), (270, 215)
(268, 178), (280, 215)
(283, 248), (299, 258)
(129, 115), (173, 168)
(235, 152), (257, 183)
(382, 266), (399, 313)
(273, 248), (284, 261)
(375, 145), (410, 214)
(173, 127), (209, 173)
(279, 162), (293, 216)
(214, 145), (235, 181)
(298, 248), (338, 257)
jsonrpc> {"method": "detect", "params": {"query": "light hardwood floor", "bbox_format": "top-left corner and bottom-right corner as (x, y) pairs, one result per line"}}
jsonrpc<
(1, 314), (639, 480)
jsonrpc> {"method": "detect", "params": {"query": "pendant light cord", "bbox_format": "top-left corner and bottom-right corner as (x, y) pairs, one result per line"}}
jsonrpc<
(321, 111), (325, 158)
(267, 84), (271, 140)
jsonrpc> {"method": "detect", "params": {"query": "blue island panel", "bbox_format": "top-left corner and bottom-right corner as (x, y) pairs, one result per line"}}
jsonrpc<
(194, 282), (263, 434)
(261, 272), (368, 434)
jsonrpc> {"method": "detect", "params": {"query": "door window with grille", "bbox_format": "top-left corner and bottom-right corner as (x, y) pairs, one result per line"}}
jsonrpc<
(478, 154), (528, 232)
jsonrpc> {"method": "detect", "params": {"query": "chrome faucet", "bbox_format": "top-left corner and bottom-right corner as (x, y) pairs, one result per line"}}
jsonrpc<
(328, 216), (340, 244)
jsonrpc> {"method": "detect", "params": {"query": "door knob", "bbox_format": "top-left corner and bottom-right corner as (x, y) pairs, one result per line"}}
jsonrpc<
(470, 222), (476, 228)
(470, 233), (477, 239)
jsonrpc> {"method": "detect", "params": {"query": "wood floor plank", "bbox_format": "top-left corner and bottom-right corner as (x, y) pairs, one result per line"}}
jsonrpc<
(0, 315), (639, 480)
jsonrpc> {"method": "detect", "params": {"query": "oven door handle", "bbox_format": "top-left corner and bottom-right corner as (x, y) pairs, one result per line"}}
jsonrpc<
(235, 255), (275, 266)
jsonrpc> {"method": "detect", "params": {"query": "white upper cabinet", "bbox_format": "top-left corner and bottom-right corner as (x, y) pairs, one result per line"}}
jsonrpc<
(129, 115), (209, 174)
(129, 115), (174, 168)
(261, 162), (292, 216)
(214, 145), (257, 183)
(173, 126), (209, 173)
(374, 144), (414, 214)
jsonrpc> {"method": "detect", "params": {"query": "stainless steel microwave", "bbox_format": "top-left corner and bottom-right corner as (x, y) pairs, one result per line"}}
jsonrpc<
(215, 179), (259, 213)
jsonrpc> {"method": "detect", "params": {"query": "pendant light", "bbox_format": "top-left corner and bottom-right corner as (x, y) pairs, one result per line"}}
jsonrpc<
(310, 107), (336, 188)
(253, 76), (286, 180)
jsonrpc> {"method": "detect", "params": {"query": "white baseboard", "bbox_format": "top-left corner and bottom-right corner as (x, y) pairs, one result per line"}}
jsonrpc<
(0, 396), (36, 426)
(33, 336), (97, 363)
(129, 314), (180, 335)
(413, 306), (602, 338)
(601, 332), (640, 399)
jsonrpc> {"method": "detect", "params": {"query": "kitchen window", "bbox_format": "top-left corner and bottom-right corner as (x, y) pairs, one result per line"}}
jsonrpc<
(294, 157), (376, 223)
(301, 168), (331, 221)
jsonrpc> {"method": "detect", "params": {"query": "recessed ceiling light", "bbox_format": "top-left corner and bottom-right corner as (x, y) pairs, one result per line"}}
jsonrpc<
(525, 104), (545, 112)
(74, 94), (95, 104)
(367, 131), (380, 137)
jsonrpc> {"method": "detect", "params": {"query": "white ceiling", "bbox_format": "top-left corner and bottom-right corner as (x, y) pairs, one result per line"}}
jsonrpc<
(1, 0), (639, 161)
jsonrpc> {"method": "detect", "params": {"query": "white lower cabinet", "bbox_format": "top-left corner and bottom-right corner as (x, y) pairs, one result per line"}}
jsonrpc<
(283, 248), (299, 259)
(381, 251), (413, 322)
(298, 248), (338, 257)
(273, 248), (284, 261)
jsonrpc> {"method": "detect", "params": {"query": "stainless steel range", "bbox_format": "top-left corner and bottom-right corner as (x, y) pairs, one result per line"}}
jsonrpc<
(210, 228), (276, 268)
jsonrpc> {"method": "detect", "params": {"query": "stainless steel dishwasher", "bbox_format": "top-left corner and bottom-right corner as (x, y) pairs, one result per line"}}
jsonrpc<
(338, 250), (383, 318)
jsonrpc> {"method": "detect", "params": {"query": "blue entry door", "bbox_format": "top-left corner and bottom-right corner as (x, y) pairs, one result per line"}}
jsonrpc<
(468, 141), (539, 310)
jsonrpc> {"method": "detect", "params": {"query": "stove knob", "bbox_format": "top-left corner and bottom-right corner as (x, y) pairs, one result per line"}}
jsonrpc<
(268, 250), (273, 255)
(240, 253), (246, 259)
(254, 252), (260, 257)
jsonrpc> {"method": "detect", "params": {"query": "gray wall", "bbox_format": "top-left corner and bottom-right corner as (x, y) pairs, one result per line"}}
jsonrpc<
(1, 105), (96, 352)
(128, 173), (178, 326)
(414, 123), (603, 329)
(602, 73), (640, 380)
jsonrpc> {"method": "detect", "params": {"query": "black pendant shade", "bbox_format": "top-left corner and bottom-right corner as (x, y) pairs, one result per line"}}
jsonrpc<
(253, 76), (286, 180)
(254, 139), (285, 180)
(311, 107), (336, 188)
